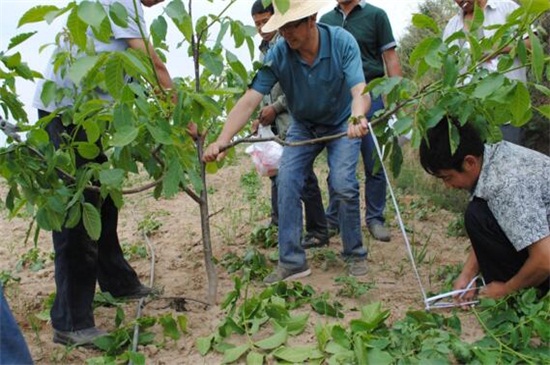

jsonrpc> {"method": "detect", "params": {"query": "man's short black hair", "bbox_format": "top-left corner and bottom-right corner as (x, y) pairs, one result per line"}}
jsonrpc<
(251, 0), (274, 16)
(419, 116), (485, 175)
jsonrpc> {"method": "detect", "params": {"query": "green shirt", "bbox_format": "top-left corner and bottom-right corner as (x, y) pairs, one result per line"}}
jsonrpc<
(320, 1), (397, 82)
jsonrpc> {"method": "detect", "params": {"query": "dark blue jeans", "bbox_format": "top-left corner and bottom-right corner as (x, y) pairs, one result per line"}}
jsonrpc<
(277, 122), (365, 269)
(270, 170), (327, 236)
(326, 95), (387, 227)
(0, 288), (33, 364)
(39, 110), (142, 331)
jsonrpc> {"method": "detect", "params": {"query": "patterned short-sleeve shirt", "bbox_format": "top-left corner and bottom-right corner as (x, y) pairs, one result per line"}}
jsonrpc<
(472, 142), (550, 251)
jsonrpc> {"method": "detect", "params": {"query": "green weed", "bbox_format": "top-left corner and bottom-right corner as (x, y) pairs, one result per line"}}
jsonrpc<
(16, 247), (51, 272)
(0, 270), (20, 287)
(137, 210), (169, 235)
(334, 275), (374, 298)
(121, 242), (148, 261)
(447, 214), (467, 237)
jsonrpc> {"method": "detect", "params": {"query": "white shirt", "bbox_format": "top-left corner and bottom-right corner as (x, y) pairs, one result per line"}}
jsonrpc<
(443, 0), (527, 82)
(33, 0), (147, 112)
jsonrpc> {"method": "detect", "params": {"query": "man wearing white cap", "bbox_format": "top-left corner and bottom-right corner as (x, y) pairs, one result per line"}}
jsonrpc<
(204, 0), (371, 283)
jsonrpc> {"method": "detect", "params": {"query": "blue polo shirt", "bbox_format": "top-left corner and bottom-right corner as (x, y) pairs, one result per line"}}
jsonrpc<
(251, 23), (365, 127)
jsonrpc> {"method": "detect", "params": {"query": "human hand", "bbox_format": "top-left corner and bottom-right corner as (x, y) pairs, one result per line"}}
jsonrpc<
(141, 0), (164, 7)
(203, 141), (227, 162)
(347, 115), (368, 138)
(479, 281), (509, 299)
(452, 275), (477, 309)
(251, 119), (260, 135)
(259, 105), (276, 126)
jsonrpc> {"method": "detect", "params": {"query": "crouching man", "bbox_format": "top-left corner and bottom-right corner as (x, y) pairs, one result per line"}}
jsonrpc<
(419, 118), (549, 302)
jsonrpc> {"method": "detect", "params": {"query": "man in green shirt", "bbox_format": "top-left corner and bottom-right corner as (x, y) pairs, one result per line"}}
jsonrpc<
(320, 0), (403, 242)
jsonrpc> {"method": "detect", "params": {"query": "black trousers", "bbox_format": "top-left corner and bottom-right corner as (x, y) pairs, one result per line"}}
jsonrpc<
(39, 110), (142, 331)
(270, 169), (327, 236)
(465, 197), (549, 294)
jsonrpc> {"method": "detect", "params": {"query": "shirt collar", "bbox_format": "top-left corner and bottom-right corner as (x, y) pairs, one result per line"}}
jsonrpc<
(471, 143), (496, 199)
(458, 0), (496, 16)
(335, 0), (366, 16)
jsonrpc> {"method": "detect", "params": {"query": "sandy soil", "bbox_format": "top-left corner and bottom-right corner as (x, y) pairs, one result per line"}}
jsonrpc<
(0, 151), (484, 364)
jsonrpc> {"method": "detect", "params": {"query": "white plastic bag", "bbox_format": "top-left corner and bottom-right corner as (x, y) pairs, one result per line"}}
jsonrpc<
(245, 125), (283, 177)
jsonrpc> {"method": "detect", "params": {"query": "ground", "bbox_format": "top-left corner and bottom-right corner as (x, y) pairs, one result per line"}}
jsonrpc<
(0, 148), (484, 364)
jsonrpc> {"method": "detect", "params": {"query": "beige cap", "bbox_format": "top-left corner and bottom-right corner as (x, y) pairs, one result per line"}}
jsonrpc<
(262, 0), (333, 33)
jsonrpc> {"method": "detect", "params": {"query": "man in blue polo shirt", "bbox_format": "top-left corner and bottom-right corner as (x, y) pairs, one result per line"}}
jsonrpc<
(204, 0), (372, 284)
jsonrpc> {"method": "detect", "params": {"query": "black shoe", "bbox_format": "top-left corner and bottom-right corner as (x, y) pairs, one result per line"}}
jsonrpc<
(111, 285), (158, 300)
(53, 327), (107, 346)
(301, 233), (329, 249)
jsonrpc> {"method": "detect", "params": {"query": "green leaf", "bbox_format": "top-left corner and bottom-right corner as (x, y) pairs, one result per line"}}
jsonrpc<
(412, 13), (439, 33)
(425, 107), (446, 129)
(201, 51), (224, 76)
(7, 32), (37, 50)
(105, 55), (125, 99)
(274, 0), (290, 14)
(77, 142), (100, 159)
(390, 142), (403, 178)
(528, 30), (543, 83)
(27, 129), (50, 148)
(119, 51), (150, 78)
(82, 119), (101, 144)
(221, 343), (249, 364)
(3, 53), (21, 68)
(159, 314), (181, 340)
(40, 81), (57, 109)
(196, 335), (213, 356)
(449, 120), (460, 155)
(109, 2), (128, 28)
(82, 202), (101, 240)
(254, 328), (287, 350)
(68, 55), (100, 85)
(409, 37), (442, 68)
(469, 3), (485, 34)
(536, 105), (550, 119)
(205, 162), (219, 174)
(518, 0), (550, 12)
(472, 74), (505, 99)
(162, 158), (183, 198)
(367, 348), (393, 365)
(146, 123), (173, 145)
(99, 169), (125, 187)
(443, 55), (459, 87)
(110, 126), (139, 147)
(246, 351), (263, 365)
(315, 322), (330, 351)
(509, 82), (531, 124)
(176, 314), (188, 333)
(151, 16), (168, 46)
(360, 302), (390, 329)
(78, 1), (107, 29)
(534, 84), (550, 97)
(92, 334), (116, 351)
(115, 307), (125, 328)
(353, 335), (367, 365)
(166, 0), (193, 42)
(67, 7), (88, 50)
(18, 5), (59, 27)
(272, 346), (316, 363)
(128, 352), (145, 365)
(274, 313), (309, 335)
(65, 203), (82, 229)
(331, 325), (350, 349)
